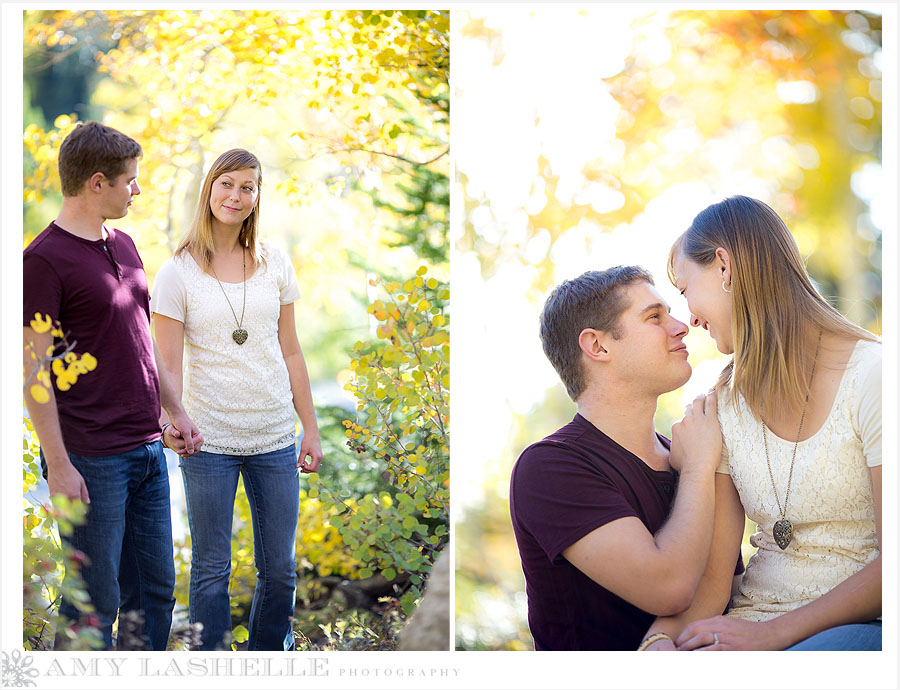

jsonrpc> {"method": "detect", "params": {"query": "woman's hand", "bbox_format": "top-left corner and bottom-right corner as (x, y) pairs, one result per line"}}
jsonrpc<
(669, 390), (721, 475)
(676, 615), (779, 651)
(298, 432), (323, 473)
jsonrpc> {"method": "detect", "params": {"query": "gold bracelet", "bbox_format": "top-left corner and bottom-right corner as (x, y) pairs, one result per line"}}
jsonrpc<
(637, 632), (673, 651)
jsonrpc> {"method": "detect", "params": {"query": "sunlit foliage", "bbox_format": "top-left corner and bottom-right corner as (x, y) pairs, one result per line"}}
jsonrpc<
(319, 269), (449, 615)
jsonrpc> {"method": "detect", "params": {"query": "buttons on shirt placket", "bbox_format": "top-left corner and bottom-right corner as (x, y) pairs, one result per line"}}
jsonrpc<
(103, 238), (121, 279)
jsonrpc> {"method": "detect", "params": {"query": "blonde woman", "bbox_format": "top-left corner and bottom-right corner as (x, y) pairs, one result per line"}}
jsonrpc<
(641, 195), (880, 651)
(152, 149), (323, 651)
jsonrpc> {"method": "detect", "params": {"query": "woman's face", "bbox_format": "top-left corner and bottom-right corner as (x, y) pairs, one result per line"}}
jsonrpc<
(209, 167), (259, 229)
(672, 249), (734, 355)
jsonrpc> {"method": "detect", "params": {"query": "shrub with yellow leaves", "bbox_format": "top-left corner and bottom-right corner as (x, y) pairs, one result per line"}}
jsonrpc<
(23, 115), (79, 203)
(314, 266), (449, 616)
(23, 317), (102, 649)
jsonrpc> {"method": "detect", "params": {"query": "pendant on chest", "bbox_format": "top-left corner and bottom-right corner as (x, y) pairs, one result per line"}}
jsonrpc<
(773, 518), (793, 549)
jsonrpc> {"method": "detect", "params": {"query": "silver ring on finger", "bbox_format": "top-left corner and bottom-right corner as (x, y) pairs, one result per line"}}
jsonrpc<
(713, 632), (719, 646)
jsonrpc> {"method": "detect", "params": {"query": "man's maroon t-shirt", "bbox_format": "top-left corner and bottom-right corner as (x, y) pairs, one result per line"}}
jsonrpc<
(23, 222), (161, 456)
(510, 413), (741, 650)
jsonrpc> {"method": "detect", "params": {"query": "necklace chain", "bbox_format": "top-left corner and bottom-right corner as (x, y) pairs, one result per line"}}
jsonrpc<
(762, 330), (822, 522)
(210, 246), (247, 343)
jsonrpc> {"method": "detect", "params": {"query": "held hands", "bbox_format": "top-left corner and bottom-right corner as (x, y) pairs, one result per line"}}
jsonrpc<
(298, 431), (323, 473)
(669, 390), (721, 475)
(676, 615), (779, 651)
(164, 411), (204, 457)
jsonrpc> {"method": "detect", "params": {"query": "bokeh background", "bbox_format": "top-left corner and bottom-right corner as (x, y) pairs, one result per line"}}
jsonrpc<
(22, 9), (449, 650)
(452, 8), (883, 650)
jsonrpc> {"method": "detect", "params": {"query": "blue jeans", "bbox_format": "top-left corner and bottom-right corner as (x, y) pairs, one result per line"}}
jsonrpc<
(180, 444), (300, 651)
(43, 441), (176, 650)
(787, 620), (882, 650)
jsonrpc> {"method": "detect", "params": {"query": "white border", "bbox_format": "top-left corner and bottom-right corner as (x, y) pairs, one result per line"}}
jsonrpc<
(2, 3), (897, 690)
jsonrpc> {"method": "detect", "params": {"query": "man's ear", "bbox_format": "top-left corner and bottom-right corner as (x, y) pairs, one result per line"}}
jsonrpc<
(88, 172), (107, 193)
(579, 328), (612, 363)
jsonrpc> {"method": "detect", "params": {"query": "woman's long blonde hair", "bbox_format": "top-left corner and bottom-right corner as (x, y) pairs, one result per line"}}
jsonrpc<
(176, 149), (263, 272)
(668, 195), (877, 420)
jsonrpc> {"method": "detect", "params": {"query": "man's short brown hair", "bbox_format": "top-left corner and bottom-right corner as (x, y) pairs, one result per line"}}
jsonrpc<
(539, 266), (654, 401)
(58, 121), (142, 197)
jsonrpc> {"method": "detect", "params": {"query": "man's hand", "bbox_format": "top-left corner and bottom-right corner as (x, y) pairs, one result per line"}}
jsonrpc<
(298, 432), (323, 473)
(165, 411), (203, 457)
(669, 390), (721, 474)
(46, 456), (91, 503)
(645, 637), (677, 651)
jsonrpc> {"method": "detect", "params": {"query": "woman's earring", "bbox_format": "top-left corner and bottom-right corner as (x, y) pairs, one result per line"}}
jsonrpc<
(722, 280), (732, 294)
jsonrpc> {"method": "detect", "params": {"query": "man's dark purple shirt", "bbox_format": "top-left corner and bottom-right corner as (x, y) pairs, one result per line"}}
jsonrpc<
(510, 413), (741, 650)
(24, 222), (161, 456)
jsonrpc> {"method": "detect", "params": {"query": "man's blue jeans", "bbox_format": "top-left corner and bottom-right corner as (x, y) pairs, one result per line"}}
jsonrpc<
(787, 620), (881, 650)
(45, 441), (176, 650)
(180, 444), (300, 651)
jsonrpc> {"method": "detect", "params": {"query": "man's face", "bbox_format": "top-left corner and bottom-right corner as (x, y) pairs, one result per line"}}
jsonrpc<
(604, 282), (692, 395)
(100, 158), (141, 220)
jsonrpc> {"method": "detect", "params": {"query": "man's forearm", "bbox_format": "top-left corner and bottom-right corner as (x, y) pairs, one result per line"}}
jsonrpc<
(25, 389), (69, 466)
(649, 468), (717, 599)
(644, 556), (734, 644)
(643, 473), (746, 646)
(24, 327), (70, 465)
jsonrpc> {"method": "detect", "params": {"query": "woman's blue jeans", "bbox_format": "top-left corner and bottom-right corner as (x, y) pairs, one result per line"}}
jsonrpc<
(44, 441), (176, 650)
(180, 444), (299, 651)
(787, 620), (881, 650)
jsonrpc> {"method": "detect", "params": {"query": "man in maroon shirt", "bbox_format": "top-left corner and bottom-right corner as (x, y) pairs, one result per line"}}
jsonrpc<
(23, 121), (202, 650)
(510, 266), (736, 650)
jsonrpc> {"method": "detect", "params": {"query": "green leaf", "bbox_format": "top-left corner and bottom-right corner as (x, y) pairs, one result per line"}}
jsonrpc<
(400, 590), (418, 616)
(232, 625), (249, 643)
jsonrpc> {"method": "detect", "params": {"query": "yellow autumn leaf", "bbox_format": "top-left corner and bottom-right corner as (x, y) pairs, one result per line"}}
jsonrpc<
(30, 313), (53, 333)
(30, 384), (50, 404)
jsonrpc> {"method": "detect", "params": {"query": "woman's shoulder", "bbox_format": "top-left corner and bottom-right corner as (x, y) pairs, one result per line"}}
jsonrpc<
(155, 252), (185, 282)
(848, 337), (881, 394)
(258, 241), (297, 279)
(259, 240), (290, 264)
(852, 337), (881, 362)
(715, 383), (741, 418)
(161, 248), (197, 271)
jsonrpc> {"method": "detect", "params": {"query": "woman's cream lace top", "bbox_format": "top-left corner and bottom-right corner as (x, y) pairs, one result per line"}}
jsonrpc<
(717, 339), (881, 622)
(151, 243), (301, 455)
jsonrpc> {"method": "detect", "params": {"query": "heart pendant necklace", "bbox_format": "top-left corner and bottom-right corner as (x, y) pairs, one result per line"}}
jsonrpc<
(211, 246), (248, 345)
(762, 330), (821, 550)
